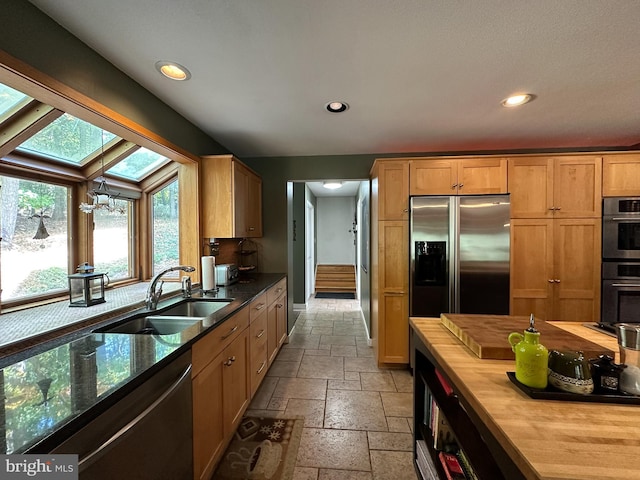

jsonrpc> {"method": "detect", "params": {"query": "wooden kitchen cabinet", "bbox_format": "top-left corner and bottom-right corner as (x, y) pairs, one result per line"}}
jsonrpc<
(266, 278), (288, 365)
(372, 160), (409, 220)
(249, 307), (268, 398)
(508, 156), (602, 218)
(201, 154), (262, 238)
(375, 220), (409, 364)
(603, 154), (640, 196)
(410, 157), (507, 195)
(192, 308), (250, 480)
(510, 218), (601, 322)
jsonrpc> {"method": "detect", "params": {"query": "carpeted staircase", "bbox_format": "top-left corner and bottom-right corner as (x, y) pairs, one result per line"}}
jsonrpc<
(315, 264), (356, 294)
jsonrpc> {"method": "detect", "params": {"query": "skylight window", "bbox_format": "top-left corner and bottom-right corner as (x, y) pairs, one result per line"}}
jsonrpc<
(0, 84), (31, 121)
(17, 113), (117, 165)
(107, 147), (170, 181)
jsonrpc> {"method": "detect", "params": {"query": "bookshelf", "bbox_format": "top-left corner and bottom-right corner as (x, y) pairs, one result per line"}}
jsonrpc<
(412, 331), (525, 480)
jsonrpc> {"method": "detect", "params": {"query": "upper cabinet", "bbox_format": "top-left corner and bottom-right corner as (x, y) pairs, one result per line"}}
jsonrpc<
(372, 160), (410, 221)
(508, 156), (602, 218)
(201, 155), (263, 238)
(603, 155), (640, 197)
(410, 158), (507, 195)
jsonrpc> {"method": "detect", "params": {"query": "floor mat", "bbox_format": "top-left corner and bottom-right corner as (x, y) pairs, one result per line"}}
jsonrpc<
(314, 292), (356, 299)
(213, 416), (304, 480)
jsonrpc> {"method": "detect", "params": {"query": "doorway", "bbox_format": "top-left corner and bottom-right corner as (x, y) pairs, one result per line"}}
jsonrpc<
(305, 200), (315, 302)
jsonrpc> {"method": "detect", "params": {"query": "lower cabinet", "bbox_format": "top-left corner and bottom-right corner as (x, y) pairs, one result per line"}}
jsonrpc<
(191, 279), (288, 480)
(192, 307), (250, 480)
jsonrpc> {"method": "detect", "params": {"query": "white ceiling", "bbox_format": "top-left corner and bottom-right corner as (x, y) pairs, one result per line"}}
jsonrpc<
(29, 1), (640, 158)
(305, 181), (362, 197)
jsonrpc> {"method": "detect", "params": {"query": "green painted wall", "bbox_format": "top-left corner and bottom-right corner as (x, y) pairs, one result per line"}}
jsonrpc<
(243, 155), (375, 274)
(2, 0), (227, 156)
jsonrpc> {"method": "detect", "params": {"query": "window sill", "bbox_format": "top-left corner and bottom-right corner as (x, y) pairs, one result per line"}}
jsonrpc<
(0, 282), (181, 354)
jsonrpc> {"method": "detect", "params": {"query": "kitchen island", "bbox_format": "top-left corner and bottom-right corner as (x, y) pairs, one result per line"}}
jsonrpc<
(411, 316), (640, 480)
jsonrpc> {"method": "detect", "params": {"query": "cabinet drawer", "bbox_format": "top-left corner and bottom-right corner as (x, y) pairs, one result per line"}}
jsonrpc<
(249, 293), (268, 322)
(192, 307), (249, 377)
(267, 278), (286, 305)
(250, 314), (269, 396)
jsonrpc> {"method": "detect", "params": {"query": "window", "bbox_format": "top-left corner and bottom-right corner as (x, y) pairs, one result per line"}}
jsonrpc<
(107, 147), (170, 181)
(151, 179), (179, 276)
(0, 176), (69, 302)
(93, 198), (135, 282)
(17, 113), (117, 165)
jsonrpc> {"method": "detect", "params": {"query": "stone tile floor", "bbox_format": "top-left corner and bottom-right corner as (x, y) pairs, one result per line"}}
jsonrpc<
(245, 295), (418, 480)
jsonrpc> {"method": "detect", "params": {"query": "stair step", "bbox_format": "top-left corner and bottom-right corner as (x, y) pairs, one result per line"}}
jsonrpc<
(315, 264), (356, 294)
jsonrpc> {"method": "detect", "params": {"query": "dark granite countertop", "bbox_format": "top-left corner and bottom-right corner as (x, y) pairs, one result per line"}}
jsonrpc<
(0, 273), (285, 455)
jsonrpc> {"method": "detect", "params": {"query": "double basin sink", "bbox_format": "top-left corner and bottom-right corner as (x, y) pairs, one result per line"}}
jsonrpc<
(94, 298), (233, 336)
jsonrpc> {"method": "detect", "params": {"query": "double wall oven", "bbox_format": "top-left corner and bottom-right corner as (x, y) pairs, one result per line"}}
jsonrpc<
(601, 197), (640, 331)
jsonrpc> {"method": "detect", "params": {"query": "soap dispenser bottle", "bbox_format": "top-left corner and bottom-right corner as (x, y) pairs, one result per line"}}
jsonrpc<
(508, 314), (548, 389)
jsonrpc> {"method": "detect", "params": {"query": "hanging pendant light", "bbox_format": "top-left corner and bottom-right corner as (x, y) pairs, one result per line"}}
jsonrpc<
(79, 130), (125, 214)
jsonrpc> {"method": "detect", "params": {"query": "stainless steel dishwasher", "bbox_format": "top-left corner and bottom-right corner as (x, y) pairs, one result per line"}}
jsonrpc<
(51, 351), (193, 479)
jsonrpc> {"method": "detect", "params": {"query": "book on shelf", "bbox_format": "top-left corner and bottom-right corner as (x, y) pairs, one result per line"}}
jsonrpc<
(435, 368), (455, 396)
(456, 449), (479, 480)
(438, 451), (465, 480)
(416, 440), (438, 479)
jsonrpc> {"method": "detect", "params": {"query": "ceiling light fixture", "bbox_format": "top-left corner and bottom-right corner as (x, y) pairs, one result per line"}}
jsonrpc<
(323, 181), (343, 190)
(325, 101), (349, 113)
(80, 131), (125, 214)
(501, 93), (535, 107)
(155, 61), (192, 81)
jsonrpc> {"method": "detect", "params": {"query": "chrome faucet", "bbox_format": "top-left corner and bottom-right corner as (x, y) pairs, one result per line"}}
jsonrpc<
(146, 265), (195, 310)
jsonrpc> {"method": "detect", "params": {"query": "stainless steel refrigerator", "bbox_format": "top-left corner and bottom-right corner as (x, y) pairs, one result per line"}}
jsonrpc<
(410, 195), (510, 317)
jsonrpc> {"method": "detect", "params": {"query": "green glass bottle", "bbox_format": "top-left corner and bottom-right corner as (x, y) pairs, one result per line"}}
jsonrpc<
(508, 314), (548, 389)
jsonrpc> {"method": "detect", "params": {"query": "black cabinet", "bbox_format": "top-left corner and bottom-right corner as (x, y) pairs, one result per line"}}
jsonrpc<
(412, 331), (524, 480)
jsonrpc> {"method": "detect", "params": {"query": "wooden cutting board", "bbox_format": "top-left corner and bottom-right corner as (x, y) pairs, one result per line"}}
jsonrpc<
(440, 313), (615, 360)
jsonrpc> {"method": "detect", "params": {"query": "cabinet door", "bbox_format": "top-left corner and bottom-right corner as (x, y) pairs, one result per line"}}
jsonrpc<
(552, 219), (601, 322)
(553, 156), (602, 218)
(510, 219), (554, 320)
(508, 157), (554, 218)
(603, 155), (640, 197)
(276, 292), (288, 347)
(378, 221), (409, 364)
(246, 170), (263, 236)
(267, 300), (279, 365)
(457, 158), (507, 194)
(233, 162), (249, 237)
(377, 161), (409, 220)
(223, 328), (250, 437)
(410, 159), (457, 195)
(192, 351), (225, 480)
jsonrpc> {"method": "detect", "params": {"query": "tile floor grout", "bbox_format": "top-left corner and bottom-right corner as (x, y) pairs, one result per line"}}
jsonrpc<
(244, 295), (418, 480)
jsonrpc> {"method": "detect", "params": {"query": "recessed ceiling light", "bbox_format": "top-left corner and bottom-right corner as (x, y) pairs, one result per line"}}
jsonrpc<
(501, 93), (535, 107)
(323, 181), (343, 190)
(155, 61), (192, 81)
(325, 101), (349, 113)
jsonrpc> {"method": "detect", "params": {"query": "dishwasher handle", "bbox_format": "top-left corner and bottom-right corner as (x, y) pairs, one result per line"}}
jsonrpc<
(79, 363), (192, 469)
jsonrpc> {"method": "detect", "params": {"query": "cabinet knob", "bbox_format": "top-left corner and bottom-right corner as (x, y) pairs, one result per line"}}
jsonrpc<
(458, 183), (463, 189)
(224, 356), (236, 366)
(548, 207), (555, 211)
(555, 207), (561, 211)
(256, 329), (265, 338)
(451, 183), (458, 189)
(554, 279), (561, 283)
(248, 226), (255, 231)
(548, 279), (554, 283)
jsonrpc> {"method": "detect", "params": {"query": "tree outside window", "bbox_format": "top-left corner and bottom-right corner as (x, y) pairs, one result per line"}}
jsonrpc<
(151, 179), (179, 277)
(0, 176), (69, 301)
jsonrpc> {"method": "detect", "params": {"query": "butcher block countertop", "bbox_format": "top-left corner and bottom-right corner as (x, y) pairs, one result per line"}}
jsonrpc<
(410, 316), (640, 480)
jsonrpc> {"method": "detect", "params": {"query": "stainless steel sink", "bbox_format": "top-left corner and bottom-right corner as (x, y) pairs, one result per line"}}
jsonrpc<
(96, 316), (202, 335)
(158, 299), (231, 317)
(94, 299), (232, 335)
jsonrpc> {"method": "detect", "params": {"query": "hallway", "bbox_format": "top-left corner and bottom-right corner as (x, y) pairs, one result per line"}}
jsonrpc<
(245, 295), (417, 480)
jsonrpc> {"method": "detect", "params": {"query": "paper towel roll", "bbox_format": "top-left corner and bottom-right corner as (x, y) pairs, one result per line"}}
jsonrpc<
(201, 256), (215, 291)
